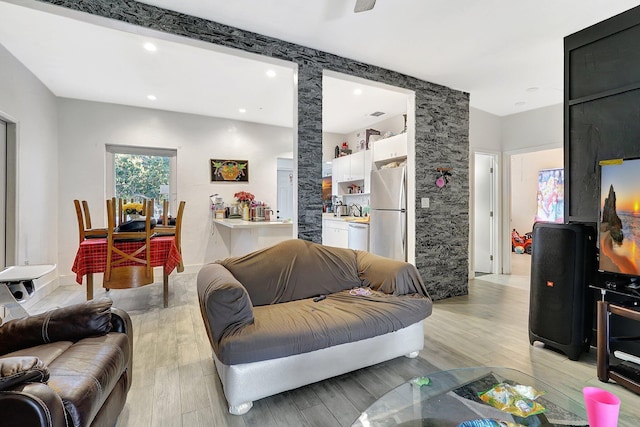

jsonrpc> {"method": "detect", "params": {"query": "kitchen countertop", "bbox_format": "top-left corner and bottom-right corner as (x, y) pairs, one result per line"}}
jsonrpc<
(213, 219), (293, 229)
(323, 216), (369, 223)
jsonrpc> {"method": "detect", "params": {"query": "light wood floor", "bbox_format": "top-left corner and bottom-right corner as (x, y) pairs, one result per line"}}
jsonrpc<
(29, 269), (640, 426)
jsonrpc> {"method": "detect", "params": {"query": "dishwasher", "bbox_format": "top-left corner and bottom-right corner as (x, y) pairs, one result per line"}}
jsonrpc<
(348, 222), (369, 251)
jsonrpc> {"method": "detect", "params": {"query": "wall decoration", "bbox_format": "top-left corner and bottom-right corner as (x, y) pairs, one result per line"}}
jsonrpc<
(535, 168), (564, 223)
(211, 159), (249, 182)
(435, 168), (452, 188)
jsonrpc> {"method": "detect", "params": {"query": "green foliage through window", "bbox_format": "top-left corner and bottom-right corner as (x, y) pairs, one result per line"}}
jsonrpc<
(114, 154), (170, 213)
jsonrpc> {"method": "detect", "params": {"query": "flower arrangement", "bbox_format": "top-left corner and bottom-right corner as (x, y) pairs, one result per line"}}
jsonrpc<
(122, 202), (144, 215)
(234, 191), (255, 204)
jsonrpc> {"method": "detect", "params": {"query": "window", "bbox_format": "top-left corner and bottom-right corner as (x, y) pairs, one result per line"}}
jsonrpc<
(106, 145), (177, 217)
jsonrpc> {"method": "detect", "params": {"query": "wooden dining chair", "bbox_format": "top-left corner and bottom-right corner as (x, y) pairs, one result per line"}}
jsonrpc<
(155, 200), (185, 272)
(104, 198), (155, 289)
(74, 199), (107, 244)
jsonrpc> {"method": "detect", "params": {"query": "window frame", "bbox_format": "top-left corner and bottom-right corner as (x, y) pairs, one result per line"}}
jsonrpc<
(105, 144), (178, 216)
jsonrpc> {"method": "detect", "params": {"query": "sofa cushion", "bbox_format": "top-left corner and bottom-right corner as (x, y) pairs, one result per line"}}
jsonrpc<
(0, 298), (113, 356)
(215, 290), (432, 365)
(47, 333), (130, 427)
(218, 239), (362, 305)
(3, 341), (73, 366)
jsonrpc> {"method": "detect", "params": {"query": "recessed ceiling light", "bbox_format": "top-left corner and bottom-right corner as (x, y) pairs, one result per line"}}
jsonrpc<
(353, 88), (363, 96)
(147, 94), (157, 101)
(143, 42), (157, 52)
(526, 87), (539, 93)
(515, 101), (526, 107)
(266, 69), (276, 78)
(239, 108), (247, 113)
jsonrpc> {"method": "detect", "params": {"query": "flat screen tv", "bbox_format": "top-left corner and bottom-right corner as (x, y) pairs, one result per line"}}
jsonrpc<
(599, 158), (640, 278)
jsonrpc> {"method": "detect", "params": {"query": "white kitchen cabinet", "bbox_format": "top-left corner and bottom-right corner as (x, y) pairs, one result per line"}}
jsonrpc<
(348, 151), (365, 181)
(372, 133), (407, 162)
(322, 219), (349, 248)
(331, 156), (349, 196)
(333, 151), (366, 184)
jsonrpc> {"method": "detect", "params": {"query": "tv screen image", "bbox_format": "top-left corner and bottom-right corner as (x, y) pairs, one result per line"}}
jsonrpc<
(599, 158), (640, 276)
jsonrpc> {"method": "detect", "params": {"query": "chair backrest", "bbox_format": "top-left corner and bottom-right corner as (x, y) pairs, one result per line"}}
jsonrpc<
(162, 200), (169, 226)
(81, 200), (92, 229)
(174, 201), (186, 251)
(74, 199), (107, 244)
(104, 198), (154, 289)
(155, 200), (185, 272)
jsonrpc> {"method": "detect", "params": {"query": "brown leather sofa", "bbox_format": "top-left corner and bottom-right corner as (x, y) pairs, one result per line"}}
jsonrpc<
(0, 298), (132, 427)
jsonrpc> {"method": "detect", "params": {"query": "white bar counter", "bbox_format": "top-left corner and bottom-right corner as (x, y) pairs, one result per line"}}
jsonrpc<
(213, 219), (294, 257)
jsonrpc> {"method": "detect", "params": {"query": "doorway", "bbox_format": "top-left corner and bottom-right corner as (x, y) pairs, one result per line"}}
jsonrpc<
(277, 158), (294, 221)
(473, 152), (498, 275)
(505, 147), (563, 276)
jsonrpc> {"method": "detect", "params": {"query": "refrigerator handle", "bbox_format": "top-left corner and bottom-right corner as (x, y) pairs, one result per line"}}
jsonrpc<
(400, 168), (406, 211)
(401, 208), (406, 261)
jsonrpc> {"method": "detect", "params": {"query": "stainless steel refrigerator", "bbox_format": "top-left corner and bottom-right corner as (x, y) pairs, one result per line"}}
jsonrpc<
(369, 166), (406, 261)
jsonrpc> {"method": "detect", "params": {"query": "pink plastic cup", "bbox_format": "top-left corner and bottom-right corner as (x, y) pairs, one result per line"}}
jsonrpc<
(582, 387), (620, 427)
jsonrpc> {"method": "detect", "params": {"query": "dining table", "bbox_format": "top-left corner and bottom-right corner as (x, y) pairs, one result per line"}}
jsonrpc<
(72, 235), (182, 307)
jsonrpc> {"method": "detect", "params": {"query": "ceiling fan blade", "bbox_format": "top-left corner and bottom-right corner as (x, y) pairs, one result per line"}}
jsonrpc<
(354, 0), (376, 13)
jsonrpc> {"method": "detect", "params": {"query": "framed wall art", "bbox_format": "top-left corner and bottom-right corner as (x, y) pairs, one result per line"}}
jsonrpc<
(210, 159), (249, 182)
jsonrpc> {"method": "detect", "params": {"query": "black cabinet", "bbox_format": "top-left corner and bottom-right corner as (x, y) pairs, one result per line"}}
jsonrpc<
(596, 295), (640, 394)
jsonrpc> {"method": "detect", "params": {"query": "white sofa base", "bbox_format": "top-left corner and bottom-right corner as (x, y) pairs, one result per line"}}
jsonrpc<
(213, 320), (425, 415)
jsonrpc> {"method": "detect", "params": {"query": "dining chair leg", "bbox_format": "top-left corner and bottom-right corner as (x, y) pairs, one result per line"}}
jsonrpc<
(163, 271), (169, 308)
(86, 273), (94, 300)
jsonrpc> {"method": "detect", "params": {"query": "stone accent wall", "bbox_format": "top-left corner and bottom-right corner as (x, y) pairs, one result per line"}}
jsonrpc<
(40, 0), (470, 299)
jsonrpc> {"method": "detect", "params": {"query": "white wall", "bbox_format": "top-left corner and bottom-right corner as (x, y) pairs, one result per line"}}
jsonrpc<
(0, 44), (59, 267)
(502, 104), (563, 152)
(56, 98), (293, 281)
(323, 132), (343, 162)
(469, 107), (502, 151)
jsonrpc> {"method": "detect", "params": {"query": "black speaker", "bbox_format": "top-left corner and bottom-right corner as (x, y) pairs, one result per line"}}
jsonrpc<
(528, 222), (596, 360)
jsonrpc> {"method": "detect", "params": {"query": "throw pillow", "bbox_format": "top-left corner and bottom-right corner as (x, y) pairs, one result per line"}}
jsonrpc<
(0, 356), (49, 391)
(0, 298), (113, 356)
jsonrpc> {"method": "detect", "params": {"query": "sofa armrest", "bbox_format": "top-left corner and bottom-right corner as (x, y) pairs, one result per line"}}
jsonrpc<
(197, 263), (254, 347)
(110, 307), (132, 335)
(356, 251), (430, 298)
(0, 382), (67, 427)
(110, 306), (133, 390)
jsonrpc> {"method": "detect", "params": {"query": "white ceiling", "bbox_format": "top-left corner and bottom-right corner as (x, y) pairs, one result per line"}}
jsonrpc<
(2, 0), (640, 133)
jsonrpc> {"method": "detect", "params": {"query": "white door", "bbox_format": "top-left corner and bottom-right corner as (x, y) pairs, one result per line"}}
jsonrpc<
(474, 153), (496, 274)
(0, 120), (6, 269)
(277, 169), (294, 221)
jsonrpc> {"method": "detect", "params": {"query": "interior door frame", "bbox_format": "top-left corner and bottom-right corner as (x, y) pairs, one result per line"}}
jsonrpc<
(470, 149), (500, 277)
(502, 143), (562, 275)
(0, 111), (18, 268)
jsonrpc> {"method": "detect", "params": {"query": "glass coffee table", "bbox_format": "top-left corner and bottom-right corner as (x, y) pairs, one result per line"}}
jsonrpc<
(352, 367), (588, 426)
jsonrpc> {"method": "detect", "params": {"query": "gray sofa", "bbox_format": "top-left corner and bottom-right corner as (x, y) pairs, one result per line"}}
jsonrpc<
(197, 239), (432, 415)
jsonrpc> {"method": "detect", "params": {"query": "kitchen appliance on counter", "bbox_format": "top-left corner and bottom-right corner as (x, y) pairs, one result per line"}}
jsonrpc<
(370, 166), (406, 261)
(333, 200), (349, 217)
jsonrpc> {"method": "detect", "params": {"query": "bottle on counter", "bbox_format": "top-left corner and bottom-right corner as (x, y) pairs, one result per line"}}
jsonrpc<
(242, 204), (250, 221)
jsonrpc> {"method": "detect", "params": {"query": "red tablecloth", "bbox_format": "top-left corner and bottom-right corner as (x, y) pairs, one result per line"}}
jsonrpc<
(72, 236), (182, 284)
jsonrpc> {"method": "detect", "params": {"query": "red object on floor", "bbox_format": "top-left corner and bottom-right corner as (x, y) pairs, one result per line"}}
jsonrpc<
(511, 229), (533, 254)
